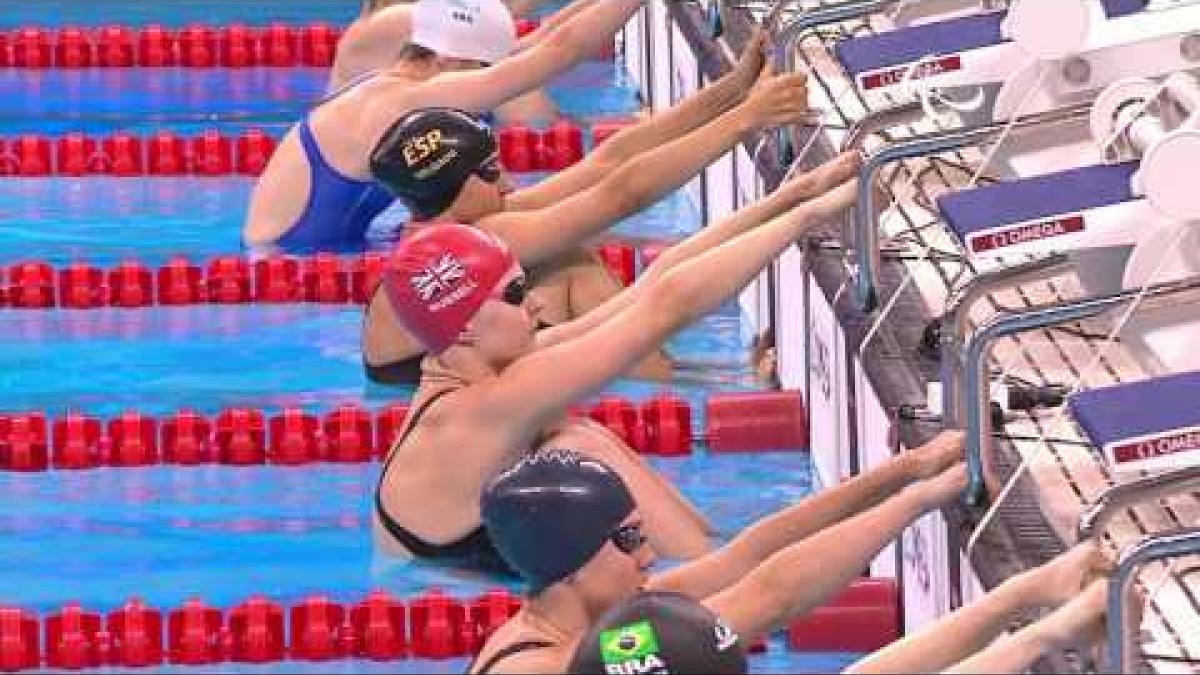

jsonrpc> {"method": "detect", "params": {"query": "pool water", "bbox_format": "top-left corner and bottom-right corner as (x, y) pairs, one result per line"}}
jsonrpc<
(0, 3), (857, 673)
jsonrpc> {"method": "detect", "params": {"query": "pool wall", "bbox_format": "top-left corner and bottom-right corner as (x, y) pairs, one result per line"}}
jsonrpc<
(634, 0), (983, 642)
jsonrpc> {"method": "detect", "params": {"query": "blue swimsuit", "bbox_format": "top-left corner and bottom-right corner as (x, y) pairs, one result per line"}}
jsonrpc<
(273, 69), (498, 252)
(276, 116), (397, 252)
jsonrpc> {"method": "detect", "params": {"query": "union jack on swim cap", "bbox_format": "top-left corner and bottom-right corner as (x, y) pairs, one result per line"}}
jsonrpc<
(383, 223), (517, 354)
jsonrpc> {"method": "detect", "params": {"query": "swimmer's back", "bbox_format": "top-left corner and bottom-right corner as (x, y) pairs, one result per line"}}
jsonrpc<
(243, 73), (417, 248)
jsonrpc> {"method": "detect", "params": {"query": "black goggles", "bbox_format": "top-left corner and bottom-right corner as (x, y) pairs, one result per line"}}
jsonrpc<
(500, 276), (528, 306)
(474, 154), (503, 184)
(610, 522), (648, 556)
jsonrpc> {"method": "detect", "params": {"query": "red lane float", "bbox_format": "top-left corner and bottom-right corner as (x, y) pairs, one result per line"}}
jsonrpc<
(137, 25), (177, 67)
(178, 24), (217, 68)
(0, 583), (892, 670)
(220, 24), (260, 68)
(0, 390), (811, 473)
(12, 28), (51, 68)
(351, 591), (407, 660)
(0, 123), (616, 177)
(596, 242), (636, 287)
(706, 390), (809, 453)
(640, 392), (692, 457)
(3, 246), (638, 310)
(0, 607), (39, 671)
(108, 260), (154, 308)
(55, 26), (94, 68)
(13, 136), (51, 177)
(788, 578), (901, 653)
(0, 21), (604, 70)
(168, 599), (223, 665)
(95, 26), (135, 68)
(0, 590), (512, 671)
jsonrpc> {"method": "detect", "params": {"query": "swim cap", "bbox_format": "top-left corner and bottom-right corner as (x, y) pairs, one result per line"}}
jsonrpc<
(370, 108), (498, 221)
(567, 592), (748, 675)
(481, 449), (636, 593)
(411, 0), (516, 64)
(383, 222), (516, 354)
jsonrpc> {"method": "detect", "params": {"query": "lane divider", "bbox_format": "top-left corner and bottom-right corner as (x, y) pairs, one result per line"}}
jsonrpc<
(0, 19), (556, 70)
(0, 580), (897, 670)
(0, 242), (642, 310)
(0, 391), (810, 472)
(0, 580), (898, 670)
(0, 119), (637, 177)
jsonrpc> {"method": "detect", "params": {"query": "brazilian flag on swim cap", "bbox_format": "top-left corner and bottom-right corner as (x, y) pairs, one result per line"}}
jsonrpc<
(600, 620), (661, 666)
(567, 592), (748, 674)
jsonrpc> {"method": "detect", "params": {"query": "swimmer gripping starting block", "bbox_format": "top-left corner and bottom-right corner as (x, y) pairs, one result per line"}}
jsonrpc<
(1069, 370), (1200, 473)
(833, 0), (1200, 120)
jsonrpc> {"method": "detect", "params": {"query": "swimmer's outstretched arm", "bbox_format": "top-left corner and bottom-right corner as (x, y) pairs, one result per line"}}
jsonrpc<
(847, 542), (1114, 674)
(649, 431), (965, 599)
(482, 66), (809, 267)
(939, 580), (1110, 674)
(479, 177), (858, 446)
(693, 464), (967, 642)
(511, 0), (599, 50)
(504, 30), (768, 211)
(535, 151), (861, 350)
(414, 0), (646, 114)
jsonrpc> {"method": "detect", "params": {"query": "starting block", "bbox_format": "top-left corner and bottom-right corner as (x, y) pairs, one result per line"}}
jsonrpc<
(1070, 370), (1200, 473)
(833, 0), (1200, 124)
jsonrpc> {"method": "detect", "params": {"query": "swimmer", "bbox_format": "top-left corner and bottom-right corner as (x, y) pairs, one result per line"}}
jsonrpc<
(243, 0), (645, 253)
(371, 155), (877, 573)
(472, 439), (969, 674)
(568, 545), (1117, 674)
(363, 30), (796, 383)
(328, 0), (564, 125)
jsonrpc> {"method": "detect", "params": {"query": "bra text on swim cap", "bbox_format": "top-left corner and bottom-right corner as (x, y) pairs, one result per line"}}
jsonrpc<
(600, 621), (669, 675)
(403, 129), (444, 167)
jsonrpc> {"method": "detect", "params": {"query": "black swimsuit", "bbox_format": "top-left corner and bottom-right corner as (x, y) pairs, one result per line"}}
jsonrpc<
(375, 390), (515, 574)
(467, 639), (556, 674)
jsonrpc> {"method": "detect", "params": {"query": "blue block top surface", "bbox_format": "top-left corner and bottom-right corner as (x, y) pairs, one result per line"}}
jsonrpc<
(1070, 371), (1200, 447)
(834, 0), (1147, 76)
(937, 162), (1139, 239)
(835, 12), (1005, 76)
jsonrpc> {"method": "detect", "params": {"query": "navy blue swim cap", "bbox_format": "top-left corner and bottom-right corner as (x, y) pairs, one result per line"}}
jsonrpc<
(568, 591), (748, 674)
(369, 107), (497, 220)
(481, 449), (636, 592)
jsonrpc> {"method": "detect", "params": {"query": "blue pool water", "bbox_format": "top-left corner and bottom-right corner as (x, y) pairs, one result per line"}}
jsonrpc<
(0, 0), (359, 29)
(0, 3), (852, 673)
(0, 62), (641, 135)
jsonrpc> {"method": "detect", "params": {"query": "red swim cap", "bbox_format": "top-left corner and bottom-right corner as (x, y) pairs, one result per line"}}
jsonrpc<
(383, 223), (517, 354)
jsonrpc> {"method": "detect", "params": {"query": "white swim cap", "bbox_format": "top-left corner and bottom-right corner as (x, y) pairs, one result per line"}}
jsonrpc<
(410, 0), (517, 65)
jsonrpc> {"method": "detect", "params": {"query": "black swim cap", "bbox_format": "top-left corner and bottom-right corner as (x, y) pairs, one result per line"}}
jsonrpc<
(567, 591), (748, 675)
(369, 107), (497, 220)
(481, 449), (636, 593)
